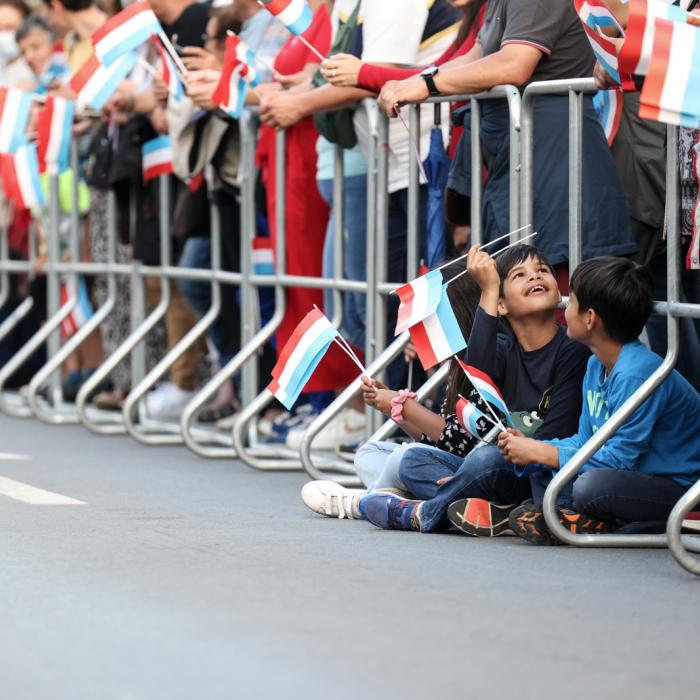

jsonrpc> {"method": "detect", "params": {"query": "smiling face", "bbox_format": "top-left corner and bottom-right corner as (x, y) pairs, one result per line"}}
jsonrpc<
(498, 254), (561, 320)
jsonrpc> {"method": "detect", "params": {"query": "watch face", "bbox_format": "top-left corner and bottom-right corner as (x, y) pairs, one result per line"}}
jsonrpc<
(422, 66), (438, 78)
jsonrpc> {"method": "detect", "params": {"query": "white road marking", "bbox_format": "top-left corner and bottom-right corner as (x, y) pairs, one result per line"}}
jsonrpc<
(0, 452), (31, 461)
(0, 476), (85, 505)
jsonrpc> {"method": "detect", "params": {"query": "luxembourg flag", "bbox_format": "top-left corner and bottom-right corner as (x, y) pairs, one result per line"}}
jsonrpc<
(211, 36), (259, 118)
(593, 88), (623, 146)
(457, 358), (512, 428)
(267, 308), (340, 409)
(153, 35), (183, 101)
(619, 0), (690, 76)
(60, 277), (94, 339)
(260, 0), (313, 36)
(639, 18), (700, 128)
(574, 0), (633, 88)
(142, 135), (173, 181)
(0, 87), (33, 154)
(252, 237), (275, 275)
(409, 286), (466, 370)
(456, 396), (498, 441)
(37, 96), (74, 175)
(69, 51), (138, 111)
(0, 144), (45, 211)
(394, 268), (443, 336)
(92, 0), (162, 67)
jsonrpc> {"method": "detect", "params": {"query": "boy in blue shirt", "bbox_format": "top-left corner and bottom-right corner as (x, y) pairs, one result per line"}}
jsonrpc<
(499, 257), (700, 544)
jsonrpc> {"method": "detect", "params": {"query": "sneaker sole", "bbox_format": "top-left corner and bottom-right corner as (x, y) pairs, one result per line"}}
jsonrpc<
(447, 499), (516, 537)
(508, 507), (610, 545)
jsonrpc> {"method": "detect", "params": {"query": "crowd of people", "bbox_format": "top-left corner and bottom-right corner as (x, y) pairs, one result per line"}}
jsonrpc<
(0, 0), (699, 543)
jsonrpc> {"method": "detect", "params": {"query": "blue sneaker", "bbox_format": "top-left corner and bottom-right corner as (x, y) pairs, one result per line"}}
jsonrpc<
(360, 493), (422, 531)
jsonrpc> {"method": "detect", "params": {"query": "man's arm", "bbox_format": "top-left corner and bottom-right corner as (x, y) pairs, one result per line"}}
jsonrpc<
(377, 43), (541, 115)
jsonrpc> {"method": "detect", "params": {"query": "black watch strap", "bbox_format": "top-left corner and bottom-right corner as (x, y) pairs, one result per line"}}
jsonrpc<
(421, 68), (440, 97)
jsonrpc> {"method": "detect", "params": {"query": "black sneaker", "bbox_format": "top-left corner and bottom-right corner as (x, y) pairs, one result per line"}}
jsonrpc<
(508, 503), (611, 546)
(447, 498), (517, 537)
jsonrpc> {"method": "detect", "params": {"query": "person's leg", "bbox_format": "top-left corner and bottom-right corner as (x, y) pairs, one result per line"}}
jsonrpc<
(178, 237), (212, 319)
(166, 282), (205, 392)
(354, 441), (400, 490)
(398, 446), (464, 500)
(419, 446), (531, 532)
(572, 469), (688, 524)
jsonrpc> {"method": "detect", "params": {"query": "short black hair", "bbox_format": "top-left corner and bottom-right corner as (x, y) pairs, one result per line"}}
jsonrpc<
(16, 15), (55, 43)
(570, 256), (654, 343)
(41, 0), (94, 11)
(495, 243), (554, 295)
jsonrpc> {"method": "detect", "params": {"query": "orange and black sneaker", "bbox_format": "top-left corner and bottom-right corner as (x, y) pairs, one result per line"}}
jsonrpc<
(508, 503), (611, 546)
(447, 498), (517, 537)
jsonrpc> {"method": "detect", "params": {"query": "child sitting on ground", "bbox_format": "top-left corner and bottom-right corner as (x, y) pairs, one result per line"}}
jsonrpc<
(360, 243), (591, 534)
(498, 256), (700, 544)
(300, 263), (482, 519)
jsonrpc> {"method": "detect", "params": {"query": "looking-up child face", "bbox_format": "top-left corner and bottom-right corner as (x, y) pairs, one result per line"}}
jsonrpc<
(499, 254), (560, 319)
(18, 25), (53, 77)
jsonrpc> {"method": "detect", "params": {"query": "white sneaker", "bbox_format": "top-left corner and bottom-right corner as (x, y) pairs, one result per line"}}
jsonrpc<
(286, 407), (365, 450)
(301, 480), (366, 519)
(145, 382), (195, 420)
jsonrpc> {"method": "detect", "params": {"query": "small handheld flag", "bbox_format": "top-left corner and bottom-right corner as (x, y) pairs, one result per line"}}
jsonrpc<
(456, 396), (500, 442)
(0, 87), (33, 154)
(593, 88), (623, 146)
(394, 268), (443, 336)
(69, 51), (139, 111)
(37, 96), (74, 175)
(573, 0), (634, 89)
(259, 0), (313, 37)
(153, 35), (184, 101)
(0, 144), (46, 211)
(60, 277), (94, 339)
(408, 285), (467, 370)
(142, 135), (173, 181)
(267, 308), (340, 409)
(252, 237), (275, 275)
(92, 0), (162, 67)
(211, 34), (260, 118)
(456, 358), (511, 430)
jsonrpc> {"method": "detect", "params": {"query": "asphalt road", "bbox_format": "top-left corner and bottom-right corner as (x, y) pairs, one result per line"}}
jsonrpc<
(0, 414), (698, 700)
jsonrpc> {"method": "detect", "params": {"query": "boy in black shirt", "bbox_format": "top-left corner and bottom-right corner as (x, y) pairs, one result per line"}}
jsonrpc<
(361, 244), (590, 533)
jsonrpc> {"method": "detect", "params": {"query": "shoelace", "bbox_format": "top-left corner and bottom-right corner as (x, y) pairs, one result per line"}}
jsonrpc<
(324, 492), (358, 520)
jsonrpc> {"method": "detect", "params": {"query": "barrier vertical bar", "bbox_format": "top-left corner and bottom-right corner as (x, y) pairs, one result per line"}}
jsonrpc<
(568, 90), (583, 272)
(470, 98), (482, 245)
(45, 173), (61, 402)
(407, 104), (421, 277)
(331, 144), (345, 329)
(77, 173), (173, 434)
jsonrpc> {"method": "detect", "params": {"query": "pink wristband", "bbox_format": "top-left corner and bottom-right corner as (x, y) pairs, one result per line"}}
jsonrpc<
(390, 389), (418, 424)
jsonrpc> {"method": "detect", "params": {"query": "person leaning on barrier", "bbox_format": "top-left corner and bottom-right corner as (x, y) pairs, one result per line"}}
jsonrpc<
(499, 257), (700, 545)
(359, 243), (591, 534)
(375, 0), (635, 292)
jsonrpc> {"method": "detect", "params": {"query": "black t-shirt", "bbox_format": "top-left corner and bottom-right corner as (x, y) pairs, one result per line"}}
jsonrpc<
(163, 2), (210, 47)
(477, 0), (596, 84)
(465, 307), (590, 440)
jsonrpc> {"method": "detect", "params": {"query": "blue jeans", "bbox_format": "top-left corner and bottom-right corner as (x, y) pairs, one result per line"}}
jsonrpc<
(572, 468), (688, 524)
(177, 236), (239, 367)
(354, 440), (445, 492)
(317, 175), (368, 350)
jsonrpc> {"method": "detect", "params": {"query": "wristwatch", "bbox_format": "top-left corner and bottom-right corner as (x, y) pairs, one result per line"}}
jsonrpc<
(420, 65), (440, 97)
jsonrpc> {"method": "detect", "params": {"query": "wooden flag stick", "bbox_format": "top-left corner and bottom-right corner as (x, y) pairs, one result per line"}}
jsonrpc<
(256, 1), (326, 62)
(157, 29), (189, 82)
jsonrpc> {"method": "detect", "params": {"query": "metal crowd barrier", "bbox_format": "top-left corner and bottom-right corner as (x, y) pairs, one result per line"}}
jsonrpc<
(0, 79), (699, 573)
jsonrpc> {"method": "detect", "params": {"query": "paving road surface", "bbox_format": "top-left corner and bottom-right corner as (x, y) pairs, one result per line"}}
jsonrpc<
(0, 414), (698, 700)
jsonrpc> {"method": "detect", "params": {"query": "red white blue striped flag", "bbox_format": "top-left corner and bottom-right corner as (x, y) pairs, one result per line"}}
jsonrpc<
(394, 268), (443, 336)
(92, 0), (162, 67)
(37, 95), (74, 175)
(142, 136), (173, 181)
(0, 87), (33, 154)
(0, 144), (45, 211)
(259, 0), (313, 36)
(69, 51), (138, 111)
(267, 307), (340, 409)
